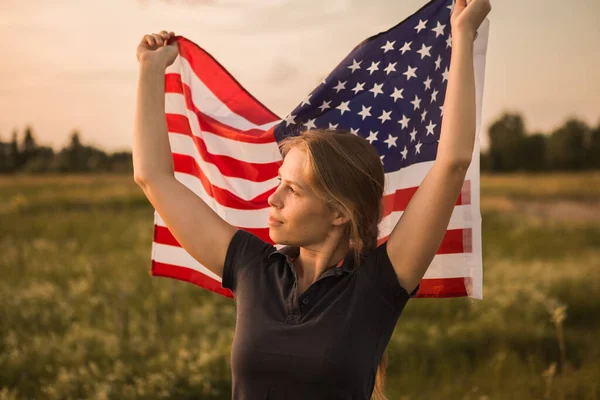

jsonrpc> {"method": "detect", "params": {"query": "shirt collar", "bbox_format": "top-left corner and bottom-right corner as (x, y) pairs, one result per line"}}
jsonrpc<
(267, 245), (354, 274)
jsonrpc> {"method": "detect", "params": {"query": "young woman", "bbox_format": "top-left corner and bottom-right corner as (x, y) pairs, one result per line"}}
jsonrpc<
(132, 0), (492, 398)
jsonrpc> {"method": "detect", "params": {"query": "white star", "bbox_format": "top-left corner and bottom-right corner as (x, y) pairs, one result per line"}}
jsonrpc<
(432, 21), (446, 38)
(321, 77), (327, 85)
(414, 19), (428, 33)
(446, 34), (452, 49)
(369, 83), (384, 98)
(424, 75), (433, 91)
(380, 155), (385, 164)
(378, 110), (392, 124)
(399, 41), (412, 54)
(329, 122), (339, 129)
(318, 100), (331, 112)
(390, 87), (404, 102)
(410, 95), (422, 110)
(409, 128), (418, 142)
(336, 101), (351, 115)
(350, 128), (360, 136)
(284, 114), (296, 127)
(367, 61), (380, 75)
(435, 55), (442, 70)
(348, 59), (362, 72)
(416, 44), (432, 59)
(357, 105), (372, 120)
(398, 114), (410, 130)
(448, 2), (455, 13)
(442, 67), (449, 83)
(384, 62), (397, 75)
(426, 120), (437, 135)
(366, 131), (379, 144)
(430, 88), (439, 103)
(415, 141), (423, 154)
(303, 118), (316, 129)
(403, 65), (418, 80)
(440, 105), (444, 116)
(421, 109), (428, 122)
(301, 94), (311, 107)
(384, 134), (398, 148)
(381, 40), (395, 53)
(351, 82), (365, 94)
(400, 146), (408, 160)
(333, 80), (347, 93)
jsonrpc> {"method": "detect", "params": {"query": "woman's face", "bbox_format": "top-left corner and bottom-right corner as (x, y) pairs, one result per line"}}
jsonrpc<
(267, 147), (334, 246)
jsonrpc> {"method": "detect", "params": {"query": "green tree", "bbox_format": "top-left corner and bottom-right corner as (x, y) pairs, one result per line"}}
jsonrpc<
(487, 112), (527, 172)
(586, 120), (600, 169)
(546, 118), (589, 171)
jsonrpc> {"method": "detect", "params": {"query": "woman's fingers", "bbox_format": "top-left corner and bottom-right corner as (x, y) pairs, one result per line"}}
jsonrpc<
(144, 31), (176, 47)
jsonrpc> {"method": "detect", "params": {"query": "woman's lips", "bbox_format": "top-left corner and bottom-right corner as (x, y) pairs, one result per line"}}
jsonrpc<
(268, 216), (283, 225)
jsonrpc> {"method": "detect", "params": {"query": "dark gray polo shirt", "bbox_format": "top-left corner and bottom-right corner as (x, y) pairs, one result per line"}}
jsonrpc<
(221, 229), (419, 400)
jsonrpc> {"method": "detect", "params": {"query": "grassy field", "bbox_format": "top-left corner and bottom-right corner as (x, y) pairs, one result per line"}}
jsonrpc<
(1, 173), (599, 399)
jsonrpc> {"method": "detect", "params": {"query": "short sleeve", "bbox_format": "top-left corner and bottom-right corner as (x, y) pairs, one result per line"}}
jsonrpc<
(221, 229), (275, 293)
(361, 239), (420, 314)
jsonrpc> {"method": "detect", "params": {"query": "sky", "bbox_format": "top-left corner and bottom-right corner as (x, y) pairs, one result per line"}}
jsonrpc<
(1, 0), (599, 153)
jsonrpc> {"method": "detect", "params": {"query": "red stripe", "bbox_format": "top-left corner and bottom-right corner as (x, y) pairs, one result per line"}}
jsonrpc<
(151, 260), (468, 299)
(165, 75), (278, 144)
(414, 277), (468, 298)
(152, 261), (234, 299)
(174, 36), (280, 126)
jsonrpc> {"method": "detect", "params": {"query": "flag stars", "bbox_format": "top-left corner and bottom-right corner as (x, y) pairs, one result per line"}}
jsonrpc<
(378, 110), (392, 124)
(416, 43), (432, 59)
(400, 145), (408, 160)
(430, 88), (439, 103)
(411, 95), (422, 110)
(303, 118), (316, 129)
(369, 83), (384, 97)
(403, 65), (418, 80)
(414, 19), (428, 33)
(384, 62), (397, 75)
(425, 120), (437, 135)
(318, 100), (331, 112)
(446, 34), (452, 49)
(351, 82), (366, 94)
(301, 94), (312, 106)
(421, 109), (428, 122)
(440, 105), (444, 116)
(336, 101), (351, 115)
(381, 40), (395, 53)
(415, 140), (423, 154)
(366, 130), (379, 144)
(284, 114), (296, 127)
(442, 67), (449, 83)
(431, 21), (446, 37)
(409, 128), (418, 142)
(350, 128), (360, 136)
(424, 75), (433, 90)
(390, 87), (404, 102)
(348, 59), (362, 72)
(333, 80), (347, 93)
(367, 61), (380, 75)
(384, 134), (398, 148)
(358, 105), (372, 120)
(435, 55), (442, 70)
(399, 41), (412, 54)
(398, 114), (410, 129)
(329, 122), (339, 129)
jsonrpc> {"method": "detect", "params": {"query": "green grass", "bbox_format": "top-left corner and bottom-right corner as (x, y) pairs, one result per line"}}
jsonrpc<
(0, 173), (599, 399)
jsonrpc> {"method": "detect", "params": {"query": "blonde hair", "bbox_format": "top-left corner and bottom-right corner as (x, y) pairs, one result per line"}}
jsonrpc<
(278, 128), (390, 400)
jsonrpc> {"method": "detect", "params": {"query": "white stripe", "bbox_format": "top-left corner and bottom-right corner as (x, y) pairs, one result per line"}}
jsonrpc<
(166, 56), (281, 131)
(152, 242), (222, 282)
(164, 96), (282, 164)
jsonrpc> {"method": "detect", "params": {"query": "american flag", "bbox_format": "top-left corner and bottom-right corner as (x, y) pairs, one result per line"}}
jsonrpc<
(151, 0), (489, 299)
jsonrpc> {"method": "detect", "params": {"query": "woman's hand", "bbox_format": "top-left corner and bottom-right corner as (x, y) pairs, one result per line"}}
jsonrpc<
(136, 30), (179, 68)
(451, 0), (492, 39)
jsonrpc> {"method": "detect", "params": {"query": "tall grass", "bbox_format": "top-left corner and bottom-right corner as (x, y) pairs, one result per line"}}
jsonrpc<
(1, 174), (598, 399)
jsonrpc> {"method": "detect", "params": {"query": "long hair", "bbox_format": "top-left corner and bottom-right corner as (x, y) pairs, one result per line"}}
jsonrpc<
(278, 128), (390, 400)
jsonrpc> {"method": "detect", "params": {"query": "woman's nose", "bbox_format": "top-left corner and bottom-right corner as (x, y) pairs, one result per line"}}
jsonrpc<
(268, 187), (281, 208)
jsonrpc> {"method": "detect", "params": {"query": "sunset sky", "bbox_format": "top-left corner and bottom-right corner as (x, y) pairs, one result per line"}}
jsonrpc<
(1, 0), (599, 153)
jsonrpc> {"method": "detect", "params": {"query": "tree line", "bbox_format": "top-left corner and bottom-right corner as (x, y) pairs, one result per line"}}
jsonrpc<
(1, 112), (599, 174)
